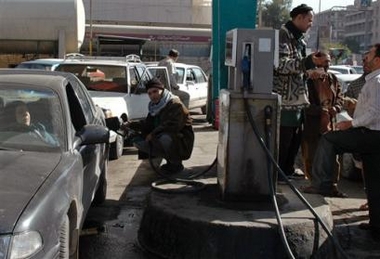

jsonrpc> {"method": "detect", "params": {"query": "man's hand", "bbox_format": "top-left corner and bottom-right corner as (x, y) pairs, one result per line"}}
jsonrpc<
(336, 120), (353, 131)
(329, 107), (338, 117)
(312, 52), (326, 67)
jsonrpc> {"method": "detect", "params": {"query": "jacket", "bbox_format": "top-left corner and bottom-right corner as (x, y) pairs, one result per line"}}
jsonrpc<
(130, 97), (194, 160)
(304, 72), (344, 136)
(273, 21), (315, 126)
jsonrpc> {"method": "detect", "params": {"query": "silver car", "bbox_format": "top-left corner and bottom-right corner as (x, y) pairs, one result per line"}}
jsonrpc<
(0, 69), (109, 259)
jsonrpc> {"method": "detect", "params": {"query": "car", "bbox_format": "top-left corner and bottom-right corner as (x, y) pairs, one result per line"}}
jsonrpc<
(329, 65), (358, 74)
(175, 63), (208, 113)
(55, 55), (170, 159)
(0, 69), (110, 259)
(335, 74), (361, 93)
(351, 65), (364, 74)
(146, 62), (209, 113)
(15, 58), (64, 71)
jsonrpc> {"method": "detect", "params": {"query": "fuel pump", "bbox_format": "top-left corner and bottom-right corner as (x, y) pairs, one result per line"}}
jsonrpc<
(217, 28), (280, 201)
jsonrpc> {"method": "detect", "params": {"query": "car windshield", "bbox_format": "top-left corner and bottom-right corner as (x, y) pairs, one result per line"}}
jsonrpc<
(57, 64), (129, 93)
(0, 87), (64, 152)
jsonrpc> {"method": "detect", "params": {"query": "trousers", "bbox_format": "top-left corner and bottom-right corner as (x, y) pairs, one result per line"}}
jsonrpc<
(311, 127), (380, 227)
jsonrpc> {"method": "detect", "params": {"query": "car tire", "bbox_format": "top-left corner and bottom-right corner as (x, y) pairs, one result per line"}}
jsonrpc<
(59, 215), (70, 259)
(109, 134), (123, 160)
(93, 160), (108, 205)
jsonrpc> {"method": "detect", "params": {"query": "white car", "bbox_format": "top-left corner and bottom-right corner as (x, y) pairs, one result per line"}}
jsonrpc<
(329, 65), (358, 74)
(55, 55), (169, 160)
(335, 74), (361, 93)
(175, 63), (208, 113)
(16, 58), (64, 71)
(146, 62), (209, 113)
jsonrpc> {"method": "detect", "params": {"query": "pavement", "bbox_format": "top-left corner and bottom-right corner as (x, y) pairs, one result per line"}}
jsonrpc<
(80, 112), (380, 259)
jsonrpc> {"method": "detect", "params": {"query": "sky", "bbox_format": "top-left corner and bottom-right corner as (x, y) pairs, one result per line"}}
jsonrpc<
(291, 0), (355, 12)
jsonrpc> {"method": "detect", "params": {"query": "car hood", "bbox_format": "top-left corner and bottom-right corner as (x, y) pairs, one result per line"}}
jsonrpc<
(0, 150), (61, 233)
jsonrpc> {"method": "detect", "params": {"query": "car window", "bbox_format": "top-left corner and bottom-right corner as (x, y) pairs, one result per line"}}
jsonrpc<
(16, 63), (53, 70)
(129, 67), (140, 93)
(192, 68), (207, 83)
(56, 64), (128, 93)
(71, 79), (96, 123)
(186, 69), (196, 82)
(135, 65), (153, 94)
(176, 67), (185, 84)
(0, 87), (64, 151)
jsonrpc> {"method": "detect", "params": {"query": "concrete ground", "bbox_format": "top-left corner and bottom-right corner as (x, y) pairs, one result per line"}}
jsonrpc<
(80, 112), (380, 258)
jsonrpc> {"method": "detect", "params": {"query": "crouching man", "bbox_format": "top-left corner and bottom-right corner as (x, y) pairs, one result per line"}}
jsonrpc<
(125, 78), (194, 174)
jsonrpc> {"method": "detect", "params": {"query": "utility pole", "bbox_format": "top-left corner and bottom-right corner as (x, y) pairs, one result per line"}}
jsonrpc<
(89, 0), (93, 56)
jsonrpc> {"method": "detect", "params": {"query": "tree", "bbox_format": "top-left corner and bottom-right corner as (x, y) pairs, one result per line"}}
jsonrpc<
(260, 0), (292, 29)
(324, 43), (351, 65)
(343, 38), (361, 54)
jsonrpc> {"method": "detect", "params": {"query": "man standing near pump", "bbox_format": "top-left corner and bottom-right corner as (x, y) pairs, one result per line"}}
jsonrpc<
(273, 4), (327, 181)
(158, 49), (191, 109)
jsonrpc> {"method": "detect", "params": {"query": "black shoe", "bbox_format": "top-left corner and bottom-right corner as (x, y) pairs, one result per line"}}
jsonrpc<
(302, 185), (348, 198)
(160, 163), (184, 174)
(359, 223), (380, 241)
(359, 222), (372, 230)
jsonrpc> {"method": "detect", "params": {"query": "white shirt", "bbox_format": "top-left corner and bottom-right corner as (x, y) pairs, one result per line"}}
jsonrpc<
(352, 69), (380, 130)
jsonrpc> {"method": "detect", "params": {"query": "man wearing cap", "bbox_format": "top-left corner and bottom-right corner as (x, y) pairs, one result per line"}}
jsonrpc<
(125, 78), (194, 174)
(273, 4), (326, 181)
(158, 49), (190, 109)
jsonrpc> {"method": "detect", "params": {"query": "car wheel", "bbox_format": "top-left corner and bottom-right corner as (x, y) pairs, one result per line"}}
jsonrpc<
(201, 105), (207, 114)
(93, 160), (108, 205)
(109, 134), (124, 160)
(59, 215), (70, 259)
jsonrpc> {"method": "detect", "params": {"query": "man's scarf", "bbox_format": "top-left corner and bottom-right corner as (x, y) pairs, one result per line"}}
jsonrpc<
(148, 89), (175, 116)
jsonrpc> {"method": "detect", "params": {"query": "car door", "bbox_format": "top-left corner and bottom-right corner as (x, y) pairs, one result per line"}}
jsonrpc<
(182, 67), (199, 103)
(66, 79), (104, 210)
(124, 65), (151, 120)
(192, 67), (208, 103)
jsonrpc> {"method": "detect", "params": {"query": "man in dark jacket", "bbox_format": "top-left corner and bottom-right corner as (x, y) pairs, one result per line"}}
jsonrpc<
(273, 4), (326, 180)
(126, 78), (194, 173)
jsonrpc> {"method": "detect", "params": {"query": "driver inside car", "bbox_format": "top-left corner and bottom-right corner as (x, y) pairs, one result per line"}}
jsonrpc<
(5, 101), (59, 146)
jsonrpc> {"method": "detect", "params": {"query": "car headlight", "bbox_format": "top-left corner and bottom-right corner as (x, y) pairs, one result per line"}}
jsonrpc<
(0, 235), (11, 259)
(9, 231), (42, 259)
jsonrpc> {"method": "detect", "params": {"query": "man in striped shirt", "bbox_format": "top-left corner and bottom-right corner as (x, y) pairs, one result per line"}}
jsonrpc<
(303, 44), (380, 240)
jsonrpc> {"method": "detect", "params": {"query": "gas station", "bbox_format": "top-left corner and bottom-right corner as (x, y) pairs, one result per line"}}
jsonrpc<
(136, 0), (341, 258)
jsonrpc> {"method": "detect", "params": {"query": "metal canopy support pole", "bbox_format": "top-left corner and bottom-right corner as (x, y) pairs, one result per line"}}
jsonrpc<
(211, 0), (257, 124)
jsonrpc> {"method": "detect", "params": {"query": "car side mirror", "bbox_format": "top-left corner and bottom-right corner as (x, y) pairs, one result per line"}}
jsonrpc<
(74, 124), (110, 148)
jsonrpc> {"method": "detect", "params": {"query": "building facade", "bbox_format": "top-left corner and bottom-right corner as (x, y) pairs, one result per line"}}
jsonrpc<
(80, 0), (212, 68)
(309, 0), (380, 55)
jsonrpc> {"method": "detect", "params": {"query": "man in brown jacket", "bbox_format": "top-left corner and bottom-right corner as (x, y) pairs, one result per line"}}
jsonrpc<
(126, 78), (194, 173)
(301, 52), (344, 186)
